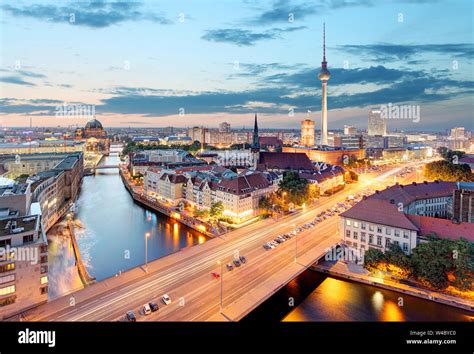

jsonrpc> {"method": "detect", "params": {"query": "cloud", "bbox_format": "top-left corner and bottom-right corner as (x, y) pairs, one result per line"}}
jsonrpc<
(1, 1), (171, 28)
(245, 0), (372, 25)
(338, 43), (474, 62)
(0, 76), (36, 86)
(201, 26), (306, 46)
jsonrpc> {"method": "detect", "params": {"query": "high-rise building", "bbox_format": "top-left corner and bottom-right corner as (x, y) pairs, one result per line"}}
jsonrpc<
(318, 23), (330, 146)
(219, 122), (231, 133)
(300, 120), (315, 147)
(344, 125), (357, 135)
(368, 109), (387, 136)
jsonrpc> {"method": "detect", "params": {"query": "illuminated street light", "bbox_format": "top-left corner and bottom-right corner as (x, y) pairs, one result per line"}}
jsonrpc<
(145, 232), (150, 272)
(217, 260), (223, 313)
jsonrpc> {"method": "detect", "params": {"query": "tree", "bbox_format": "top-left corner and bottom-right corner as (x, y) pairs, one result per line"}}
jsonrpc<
(424, 160), (473, 182)
(450, 239), (474, 291)
(194, 209), (209, 219)
(278, 171), (310, 206)
(384, 243), (412, 277)
(210, 201), (224, 219)
(363, 248), (386, 272)
(411, 240), (453, 289)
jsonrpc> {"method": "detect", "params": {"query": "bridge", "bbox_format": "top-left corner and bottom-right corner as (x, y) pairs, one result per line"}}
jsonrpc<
(94, 165), (119, 170)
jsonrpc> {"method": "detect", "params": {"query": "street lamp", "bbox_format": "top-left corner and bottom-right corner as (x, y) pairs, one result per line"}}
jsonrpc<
(145, 232), (150, 272)
(217, 260), (223, 313)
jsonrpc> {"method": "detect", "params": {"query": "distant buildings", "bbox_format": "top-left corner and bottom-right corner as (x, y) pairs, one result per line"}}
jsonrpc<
(219, 122), (231, 133)
(368, 109), (387, 136)
(449, 127), (469, 150)
(344, 125), (357, 135)
(75, 117), (110, 155)
(0, 140), (85, 156)
(300, 120), (315, 147)
(339, 181), (473, 255)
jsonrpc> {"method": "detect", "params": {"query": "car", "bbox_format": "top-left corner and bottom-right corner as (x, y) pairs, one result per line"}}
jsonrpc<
(226, 263), (234, 271)
(142, 303), (151, 316)
(233, 259), (241, 267)
(149, 302), (159, 312)
(270, 240), (279, 247)
(211, 272), (220, 279)
(239, 255), (247, 264)
(162, 294), (172, 305)
(263, 243), (272, 250)
(275, 237), (285, 243)
(126, 310), (136, 322)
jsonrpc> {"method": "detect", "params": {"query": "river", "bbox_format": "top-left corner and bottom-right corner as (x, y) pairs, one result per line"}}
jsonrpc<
(47, 146), (204, 298)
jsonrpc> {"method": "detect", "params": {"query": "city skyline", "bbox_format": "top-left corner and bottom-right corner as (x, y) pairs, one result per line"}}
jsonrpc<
(0, 0), (473, 131)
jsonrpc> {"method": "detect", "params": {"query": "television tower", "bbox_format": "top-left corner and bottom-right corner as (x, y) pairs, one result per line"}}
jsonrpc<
(318, 23), (331, 146)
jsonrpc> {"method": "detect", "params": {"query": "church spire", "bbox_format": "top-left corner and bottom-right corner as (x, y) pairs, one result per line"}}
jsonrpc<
(252, 112), (260, 151)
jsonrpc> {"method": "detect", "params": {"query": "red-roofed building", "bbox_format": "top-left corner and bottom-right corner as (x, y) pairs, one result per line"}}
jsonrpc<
(257, 152), (315, 171)
(339, 181), (472, 255)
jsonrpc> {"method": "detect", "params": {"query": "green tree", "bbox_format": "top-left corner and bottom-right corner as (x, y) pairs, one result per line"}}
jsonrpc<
(363, 248), (386, 272)
(424, 160), (473, 182)
(384, 243), (412, 276)
(411, 240), (453, 289)
(450, 238), (474, 291)
(278, 171), (310, 206)
(210, 201), (224, 219)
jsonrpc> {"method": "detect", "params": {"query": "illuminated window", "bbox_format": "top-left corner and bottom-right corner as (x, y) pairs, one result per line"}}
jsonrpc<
(353, 221), (359, 228)
(346, 219), (351, 226)
(40, 276), (48, 285)
(0, 285), (15, 296)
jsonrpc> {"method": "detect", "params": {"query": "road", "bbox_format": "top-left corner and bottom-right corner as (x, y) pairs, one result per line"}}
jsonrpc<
(23, 161), (424, 322)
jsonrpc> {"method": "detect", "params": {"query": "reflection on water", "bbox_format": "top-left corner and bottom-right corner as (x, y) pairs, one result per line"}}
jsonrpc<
(243, 270), (472, 322)
(283, 276), (472, 322)
(47, 222), (83, 299)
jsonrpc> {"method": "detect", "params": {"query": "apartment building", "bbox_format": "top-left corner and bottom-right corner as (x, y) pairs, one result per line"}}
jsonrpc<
(0, 214), (48, 319)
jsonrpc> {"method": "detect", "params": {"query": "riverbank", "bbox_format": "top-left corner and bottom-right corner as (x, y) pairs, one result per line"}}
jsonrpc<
(119, 167), (222, 238)
(314, 261), (474, 312)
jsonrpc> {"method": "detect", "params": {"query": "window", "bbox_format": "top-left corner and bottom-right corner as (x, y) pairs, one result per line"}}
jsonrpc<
(403, 231), (409, 239)
(394, 230), (400, 237)
(361, 232), (366, 242)
(0, 274), (15, 284)
(385, 238), (391, 247)
(354, 221), (359, 228)
(345, 230), (351, 238)
(385, 228), (391, 235)
(0, 285), (15, 296)
(41, 286), (48, 295)
(346, 219), (351, 226)
(0, 239), (11, 247)
(377, 236), (382, 246)
(369, 234), (374, 244)
(403, 243), (409, 252)
(394, 240), (399, 246)
(40, 276), (48, 285)
(23, 235), (34, 244)
(361, 223), (366, 230)
(369, 224), (374, 231)
(0, 263), (15, 273)
(353, 232), (358, 240)
(377, 226), (382, 233)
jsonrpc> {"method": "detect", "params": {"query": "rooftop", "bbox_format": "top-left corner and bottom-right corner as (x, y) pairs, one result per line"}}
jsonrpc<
(0, 215), (39, 238)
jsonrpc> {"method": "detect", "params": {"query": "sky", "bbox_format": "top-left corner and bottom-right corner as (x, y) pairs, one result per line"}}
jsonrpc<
(0, 0), (473, 132)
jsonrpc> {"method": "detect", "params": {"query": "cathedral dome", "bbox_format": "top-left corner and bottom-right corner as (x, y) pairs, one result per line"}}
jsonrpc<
(85, 118), (103, 130)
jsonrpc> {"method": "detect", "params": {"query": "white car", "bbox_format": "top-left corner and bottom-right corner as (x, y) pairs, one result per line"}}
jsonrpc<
(142, 303), (151, 315)
(162, 294), (172, 305)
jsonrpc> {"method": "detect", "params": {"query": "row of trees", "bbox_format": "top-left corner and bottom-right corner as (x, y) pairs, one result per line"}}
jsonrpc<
(423, 147), (473, 182)
(364, 237), (473, 291)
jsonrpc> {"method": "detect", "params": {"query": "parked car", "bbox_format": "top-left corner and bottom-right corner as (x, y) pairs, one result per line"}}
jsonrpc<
(233, 259), (241, 267)
(226, 263), (234, 271)
(149, 302), (159, 312)
(126, 311), (136, 322)
(263, 243), (272, 250)
(142, 303), (151, 316)
(239, 255), (247, 264)
(162, 294), (172, 305)
(211, 272), (220, 279)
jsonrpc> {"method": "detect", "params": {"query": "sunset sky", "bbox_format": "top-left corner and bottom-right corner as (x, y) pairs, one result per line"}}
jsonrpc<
(0, 0), (473, 131)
